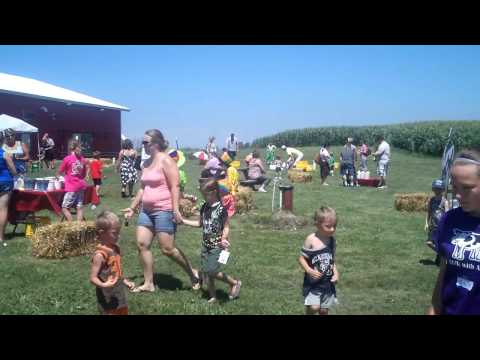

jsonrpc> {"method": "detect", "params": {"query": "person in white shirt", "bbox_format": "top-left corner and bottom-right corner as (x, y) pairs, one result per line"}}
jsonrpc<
(371, 135), (391, 189)
(226, 133), (239, 160)
(281, 145), (303, 169)
(206, 136), (217, 157)
(140, 146), (151, 169)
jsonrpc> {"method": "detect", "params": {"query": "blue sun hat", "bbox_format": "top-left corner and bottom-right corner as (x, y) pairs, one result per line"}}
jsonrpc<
(432, 179), (444, 189)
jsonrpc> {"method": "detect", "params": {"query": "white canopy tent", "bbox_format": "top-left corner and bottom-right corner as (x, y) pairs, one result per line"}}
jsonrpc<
(0, 114), (41, 161)
(0, 114), (38, 133)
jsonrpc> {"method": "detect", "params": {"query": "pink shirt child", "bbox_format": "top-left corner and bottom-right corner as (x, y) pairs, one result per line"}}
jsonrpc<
(141, 165), (173, 212)
(59, 154), (87, 192)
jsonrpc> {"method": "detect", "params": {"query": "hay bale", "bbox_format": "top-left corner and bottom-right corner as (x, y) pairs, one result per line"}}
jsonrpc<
(394, 193), (430, 212)
(31, 221), (98, 259)
(234, 186), (255, 214)
(272, 210), (308, 231)
(179, 198), (197, 218)
(288, 169), (312, 183)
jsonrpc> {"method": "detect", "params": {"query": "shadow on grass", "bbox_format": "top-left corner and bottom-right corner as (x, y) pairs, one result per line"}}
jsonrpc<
(128, 273), (186, 291)
(419, 259), (437, 266)
(199, 288), (230, 304)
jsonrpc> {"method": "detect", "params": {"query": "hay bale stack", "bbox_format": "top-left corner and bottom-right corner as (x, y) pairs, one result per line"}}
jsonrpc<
(288, 169), (312, 183)
(31, 221), (97, 259)
(272, 210), (308, 231)
(234, 186), (255, 214)
(179, 198), (197, 218)
(394, 193), (430, 212)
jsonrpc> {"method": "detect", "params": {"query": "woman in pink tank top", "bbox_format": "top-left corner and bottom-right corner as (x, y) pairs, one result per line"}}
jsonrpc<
(122, 129), (200, 293)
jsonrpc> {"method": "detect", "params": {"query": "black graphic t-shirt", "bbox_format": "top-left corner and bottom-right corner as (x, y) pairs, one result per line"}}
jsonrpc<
(301, 237), (336, 296)
(200, 201), (228, 249)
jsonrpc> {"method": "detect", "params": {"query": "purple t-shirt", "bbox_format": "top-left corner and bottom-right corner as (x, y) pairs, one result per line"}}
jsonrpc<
(59, 154), (87, 192)
(434, 207), (480, 315)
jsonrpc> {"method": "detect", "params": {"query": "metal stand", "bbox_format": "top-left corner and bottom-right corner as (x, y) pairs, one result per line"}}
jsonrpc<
(271, 168), (284, 212)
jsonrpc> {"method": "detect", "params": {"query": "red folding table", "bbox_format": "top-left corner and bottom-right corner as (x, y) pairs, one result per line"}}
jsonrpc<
(8, 186), (100, 225)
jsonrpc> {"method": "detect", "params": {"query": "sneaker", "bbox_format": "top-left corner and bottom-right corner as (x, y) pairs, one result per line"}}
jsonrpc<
(1, 241), (7, 247)
(90, 205), (97, 210)
(258, 187), (267, 193)
(229, 280), (242, 300)
(322, 183), (329, 186)
(207, 297), (217, 304)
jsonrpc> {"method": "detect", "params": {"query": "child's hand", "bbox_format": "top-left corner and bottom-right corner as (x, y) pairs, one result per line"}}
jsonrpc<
(102, 277), (117, 288)
(123, 279), (135, 290)
(220, 239), (230, 249)
(331, 272), (339, 284)
(308, 269), (323, 280)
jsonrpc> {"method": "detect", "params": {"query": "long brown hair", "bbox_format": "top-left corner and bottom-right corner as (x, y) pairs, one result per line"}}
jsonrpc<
(145, 129), (169, 151)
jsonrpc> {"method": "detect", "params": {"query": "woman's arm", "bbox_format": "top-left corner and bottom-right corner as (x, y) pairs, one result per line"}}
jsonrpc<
(162, 156), (182, 223)
(4, 153), (17, 177)
(116, 150), (123, 172)
(122, 183), (144, 218)
(20, 142), (30, 161)
(428, 257), (446, 315)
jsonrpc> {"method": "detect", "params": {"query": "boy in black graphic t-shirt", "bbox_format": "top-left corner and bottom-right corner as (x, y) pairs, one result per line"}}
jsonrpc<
(299, 206), (339, 315)
(182, 178), (242, 303)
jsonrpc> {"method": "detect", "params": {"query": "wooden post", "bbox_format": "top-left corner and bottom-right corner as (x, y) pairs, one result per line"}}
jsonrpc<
(279, 184), (294, 211)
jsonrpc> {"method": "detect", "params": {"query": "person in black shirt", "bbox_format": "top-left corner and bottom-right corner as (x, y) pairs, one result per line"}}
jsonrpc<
(299, 206), (339, 315)
(182, 178), (242, 303)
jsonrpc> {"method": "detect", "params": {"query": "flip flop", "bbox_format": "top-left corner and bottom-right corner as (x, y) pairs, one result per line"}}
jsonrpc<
(130, 285), (155, 293)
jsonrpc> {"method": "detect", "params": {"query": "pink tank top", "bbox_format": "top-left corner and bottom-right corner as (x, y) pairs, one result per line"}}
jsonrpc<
(141, 165), (173, 211)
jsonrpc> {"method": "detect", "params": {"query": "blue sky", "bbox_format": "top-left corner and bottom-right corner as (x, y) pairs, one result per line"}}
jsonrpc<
(1, 45), (479, 148)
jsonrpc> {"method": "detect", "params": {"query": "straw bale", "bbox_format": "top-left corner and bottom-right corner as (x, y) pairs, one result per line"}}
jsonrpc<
(288, 169), (312, 183)
(179, 198), (197, 218)
(234, 186), (255, 214)
(394, 193), (430, 212)
(272, 210), (308, 231)
(31, 221), (98, 259)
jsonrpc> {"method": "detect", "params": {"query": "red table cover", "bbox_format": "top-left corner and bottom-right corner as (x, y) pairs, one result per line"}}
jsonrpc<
(357, 177), (381, 187)
(8, 186), (100, 223)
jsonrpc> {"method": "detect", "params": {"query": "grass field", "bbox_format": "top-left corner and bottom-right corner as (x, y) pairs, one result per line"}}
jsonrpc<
(0, 146), (444, 315)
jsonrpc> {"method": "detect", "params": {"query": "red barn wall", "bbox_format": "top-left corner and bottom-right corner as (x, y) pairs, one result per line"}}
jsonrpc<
(0, 92), (122, 158)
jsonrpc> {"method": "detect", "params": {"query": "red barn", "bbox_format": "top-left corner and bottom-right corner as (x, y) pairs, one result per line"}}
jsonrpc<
(0, 72), (130, 159)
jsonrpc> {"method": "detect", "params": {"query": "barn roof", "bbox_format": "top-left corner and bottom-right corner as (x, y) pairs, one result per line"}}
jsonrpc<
(0, 72), (130, 111)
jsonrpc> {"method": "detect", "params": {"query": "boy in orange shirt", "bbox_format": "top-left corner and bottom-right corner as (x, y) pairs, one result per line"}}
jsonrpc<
(90, 211), (135, 315)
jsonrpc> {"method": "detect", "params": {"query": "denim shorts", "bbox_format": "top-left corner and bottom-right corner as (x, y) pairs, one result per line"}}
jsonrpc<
(137, 209), (176, 234)
(0, 181), (13, 195)
(62, 190), (85, 208)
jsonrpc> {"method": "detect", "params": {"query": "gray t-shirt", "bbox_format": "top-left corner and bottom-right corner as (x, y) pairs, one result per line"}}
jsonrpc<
(340, 145), (356, 165)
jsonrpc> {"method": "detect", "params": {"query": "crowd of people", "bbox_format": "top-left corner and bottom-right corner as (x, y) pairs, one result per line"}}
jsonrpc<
(2, 125), (479, 316)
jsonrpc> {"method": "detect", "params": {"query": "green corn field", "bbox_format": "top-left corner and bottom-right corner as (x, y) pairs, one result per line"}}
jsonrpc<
(252, 120), (480, 155)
